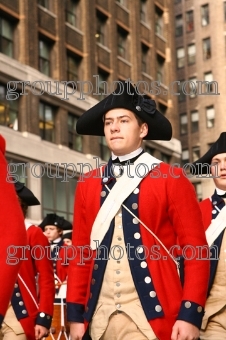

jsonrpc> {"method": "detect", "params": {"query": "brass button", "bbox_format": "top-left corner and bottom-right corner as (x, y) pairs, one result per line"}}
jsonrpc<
(197, 306), (202, 313)
(94, 264), (98, 270)
(40, 312), (45, 317)
(133, 218), (139, 224)
(22, 310), (27, 314)
(100, 191), (106, 197)
(90, 293), (92, 299)
(144, 276), (151, 284)
(133, 188), (139, 194)
(155, 305), (162, 312)
(19, 301), (24, 306)
(85, 306), (89, 312)
(132, 203), (138, 210)
(16, 293), (20, 297)
(140, 261), (147, 268)
(185, 301), (191, 308)
(91, 279), (95, 285)
(149, 291), (156, 298)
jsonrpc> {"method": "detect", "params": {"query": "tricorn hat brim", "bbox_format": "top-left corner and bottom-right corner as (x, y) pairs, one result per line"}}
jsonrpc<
(76, 81), (172, 141)
(14, 181), (40, 206)
(39, 213), (72, 231)
(192, 132), (226, 175)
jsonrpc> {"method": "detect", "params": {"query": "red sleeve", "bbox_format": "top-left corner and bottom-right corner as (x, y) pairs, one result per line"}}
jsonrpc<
(27, 226), (55, 318)
(0, 135), (27, 324)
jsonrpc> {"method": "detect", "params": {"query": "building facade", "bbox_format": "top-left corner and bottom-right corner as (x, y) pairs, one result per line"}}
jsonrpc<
(174, 0), (226, 199)
(0, 0), (180, 222)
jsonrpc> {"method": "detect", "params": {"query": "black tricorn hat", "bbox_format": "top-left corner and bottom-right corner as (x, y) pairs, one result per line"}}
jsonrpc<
(39, 213), (72, 231)
(14, 181), (40, 206)
(62, 231), (72, 240)
(76, 81), (172, 140)
(192, 132), (226, 175)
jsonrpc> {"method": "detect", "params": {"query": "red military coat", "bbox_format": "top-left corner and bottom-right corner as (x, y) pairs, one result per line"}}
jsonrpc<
(67, 161), (210, 340)
(11, 225), (55, 340)
(0, 134), (27, 326)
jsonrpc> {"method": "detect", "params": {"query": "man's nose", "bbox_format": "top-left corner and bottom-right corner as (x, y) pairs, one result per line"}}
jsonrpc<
(220, 161), (226, 170)
(110, 121), (120, 132)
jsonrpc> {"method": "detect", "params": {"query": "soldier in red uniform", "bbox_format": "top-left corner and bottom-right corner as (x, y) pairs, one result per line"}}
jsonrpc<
(193, 132), (226, 339)
(66, 81), (210, 340)
(39, 214), (72, 287)
(0, 181), (55, 340)
(0, 135), (27, 328)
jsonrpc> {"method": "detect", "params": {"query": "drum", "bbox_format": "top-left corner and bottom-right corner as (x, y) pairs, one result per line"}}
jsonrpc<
(47, 302), (70, 340)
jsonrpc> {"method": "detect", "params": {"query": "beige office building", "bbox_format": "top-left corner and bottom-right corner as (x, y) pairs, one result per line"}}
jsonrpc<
(174, 0), (226, 200)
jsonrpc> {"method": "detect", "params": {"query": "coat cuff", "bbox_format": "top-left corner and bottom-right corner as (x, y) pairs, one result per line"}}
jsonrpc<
(177, 300), (204, 329)
(36, 312), (52, 329)
(67, 303), (84, 323)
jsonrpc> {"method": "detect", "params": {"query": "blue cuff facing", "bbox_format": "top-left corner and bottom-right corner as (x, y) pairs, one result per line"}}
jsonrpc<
(177, 300), (204, 329)
(67, 303), (85, 323)
(36, 312), (52, 329)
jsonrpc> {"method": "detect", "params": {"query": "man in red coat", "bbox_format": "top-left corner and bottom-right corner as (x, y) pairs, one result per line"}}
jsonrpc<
(67, 81), (210, 340)
(0, 135), (27, 328)
(193, 132), (226, 339)
(0, 181), (55, 340)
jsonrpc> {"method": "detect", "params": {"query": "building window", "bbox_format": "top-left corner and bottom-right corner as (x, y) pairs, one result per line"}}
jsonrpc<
(96, 12), (107, 46)
(140, 0), (147, 22)
(100, 136), (111, 161)
(161, 153), (171, 164)
(180, 113), (188, 135)
(187, 44), (196, 65)
(175, 14), (183, 37)
(67, 54), (81, 82)
(189, 77), (197, 98)
(117, 26), (129, 60)
(203, 37), (211, 59)
(201, 4), (209, 26)
(0, 17), (14, 58)
(68, 114), (82, 152)
(155, 7), (164, 37)
(206, 106), (215, 128)
(186, 11), (194, 32)
(178, 80), (186, 102)
(66, 0), (80, 28)
(182, 149), (189, 166)
(141, 44), (149, 73)
(177, 47), (185, 68)
(39, 39), (51, 76)
(157, 54), (165, 84)
(0, 84), (19, 129)
(42, 173), (77, 222)
(193, 182), (202, 201)
(38, 0), (49, 9)
(204, 72), (214, 93)
(39, 102), (55, 142)
(192, 146), (200, 162)
(191, 111), (199, 133)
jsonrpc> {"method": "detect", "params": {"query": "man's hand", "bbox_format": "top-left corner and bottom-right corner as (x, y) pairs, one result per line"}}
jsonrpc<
(70, 322), (85, 340)
(171, 320), (199, 340)
(34, 325), (49, 339)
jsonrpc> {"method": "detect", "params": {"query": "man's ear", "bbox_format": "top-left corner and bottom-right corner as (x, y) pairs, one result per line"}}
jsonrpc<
(140, 123), (148, 139)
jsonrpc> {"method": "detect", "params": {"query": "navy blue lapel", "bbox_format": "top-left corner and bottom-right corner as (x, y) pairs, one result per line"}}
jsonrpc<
(208, 190), (225, 295)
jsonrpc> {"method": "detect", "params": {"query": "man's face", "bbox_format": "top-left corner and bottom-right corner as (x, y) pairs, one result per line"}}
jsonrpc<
(104, 109), (148, 156)
(44, 225), (62, 242)
(211, 153), (226, 190)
